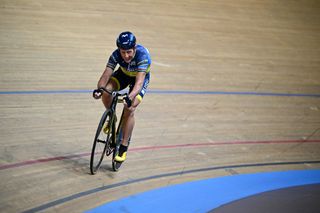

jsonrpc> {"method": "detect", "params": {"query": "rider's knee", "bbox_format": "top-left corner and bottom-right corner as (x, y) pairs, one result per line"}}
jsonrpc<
(101, 92), (111, 100)
(101, 93), (112, 106)
(124, 107), (135, 118)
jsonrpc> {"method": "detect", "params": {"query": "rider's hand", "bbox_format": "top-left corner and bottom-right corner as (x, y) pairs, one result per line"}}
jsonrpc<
(124, 96), (132, 108)
(93, 89), (102, 99)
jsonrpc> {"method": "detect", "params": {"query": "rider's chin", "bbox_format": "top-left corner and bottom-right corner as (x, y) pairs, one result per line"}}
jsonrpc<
(124, 58), (132, 63)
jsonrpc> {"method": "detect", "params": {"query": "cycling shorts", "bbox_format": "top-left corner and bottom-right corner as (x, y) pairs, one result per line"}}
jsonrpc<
(110, 68), (150, 102)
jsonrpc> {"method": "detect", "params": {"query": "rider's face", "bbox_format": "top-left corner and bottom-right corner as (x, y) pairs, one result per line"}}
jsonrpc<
(119, 48), (135, 63)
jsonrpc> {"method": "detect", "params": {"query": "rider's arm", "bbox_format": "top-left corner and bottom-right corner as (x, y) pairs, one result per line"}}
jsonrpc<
(129, 71), (146, 101)
(98, 50), (118, 89)
(97, 66), (113, 89)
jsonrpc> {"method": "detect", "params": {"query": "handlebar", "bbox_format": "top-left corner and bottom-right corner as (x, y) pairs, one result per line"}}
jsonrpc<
(93, 87), (112, 95)
(93, 87), (132, 108)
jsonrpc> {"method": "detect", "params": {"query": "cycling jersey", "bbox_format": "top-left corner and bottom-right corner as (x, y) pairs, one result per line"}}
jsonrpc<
(106, 44), (151, 77)
(106, 44), (151, 102)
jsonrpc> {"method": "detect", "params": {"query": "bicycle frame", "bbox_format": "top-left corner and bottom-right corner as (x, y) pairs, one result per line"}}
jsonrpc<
(90, 87), (131, 172)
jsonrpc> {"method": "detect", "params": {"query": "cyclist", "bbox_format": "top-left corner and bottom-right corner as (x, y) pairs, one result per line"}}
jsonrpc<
(93, 31), (151, 162)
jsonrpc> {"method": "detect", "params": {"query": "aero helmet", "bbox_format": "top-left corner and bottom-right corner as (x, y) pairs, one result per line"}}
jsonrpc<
(116, 31), (136, 50)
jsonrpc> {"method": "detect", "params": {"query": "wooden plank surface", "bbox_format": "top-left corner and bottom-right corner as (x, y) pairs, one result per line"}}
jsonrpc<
(0, 0), (320, 212)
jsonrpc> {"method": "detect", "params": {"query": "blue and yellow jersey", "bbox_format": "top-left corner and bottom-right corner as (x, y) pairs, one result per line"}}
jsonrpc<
(107, 44), (151, 77)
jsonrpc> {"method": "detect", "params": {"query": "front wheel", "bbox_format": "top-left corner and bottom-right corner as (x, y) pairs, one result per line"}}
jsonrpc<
(90, 110), (113, 175)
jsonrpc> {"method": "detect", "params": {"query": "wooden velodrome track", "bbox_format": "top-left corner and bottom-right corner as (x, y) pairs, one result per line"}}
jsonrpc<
(1, 0), (320, 212)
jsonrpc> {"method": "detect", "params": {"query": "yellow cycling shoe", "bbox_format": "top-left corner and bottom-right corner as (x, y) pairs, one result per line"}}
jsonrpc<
(115, 152), (127, 162)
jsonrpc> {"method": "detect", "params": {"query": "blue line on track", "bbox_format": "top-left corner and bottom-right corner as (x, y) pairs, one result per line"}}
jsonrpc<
(0, 90), (90, 95)
(0, 89), (320, 98)
(87, 169), (320, 213)
(21, 160), (320, 213)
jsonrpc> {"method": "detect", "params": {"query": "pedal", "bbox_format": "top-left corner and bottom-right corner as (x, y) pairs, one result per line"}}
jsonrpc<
(105, 146), (114, 156)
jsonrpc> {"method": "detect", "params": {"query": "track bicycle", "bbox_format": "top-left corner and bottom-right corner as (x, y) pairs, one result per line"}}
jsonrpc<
(90, 87), (132, 174)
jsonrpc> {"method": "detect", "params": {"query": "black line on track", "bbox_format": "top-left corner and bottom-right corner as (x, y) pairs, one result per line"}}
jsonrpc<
(22, 160), (320, 213)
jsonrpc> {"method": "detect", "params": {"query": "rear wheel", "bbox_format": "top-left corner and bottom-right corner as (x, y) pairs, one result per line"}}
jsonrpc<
(112, 154), (123, 171)
(112, 130), (123, 172)
(90, 110), (113, 175)
(112, 128), (131, 171)
(112, 123), (125, 172)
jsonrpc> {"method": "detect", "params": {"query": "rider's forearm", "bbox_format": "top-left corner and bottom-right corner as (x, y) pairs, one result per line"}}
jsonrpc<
(97, 67), (113, 88)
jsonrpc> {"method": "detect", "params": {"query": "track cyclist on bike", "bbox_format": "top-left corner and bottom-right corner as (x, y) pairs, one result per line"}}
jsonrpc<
(93, 31), (151, 162)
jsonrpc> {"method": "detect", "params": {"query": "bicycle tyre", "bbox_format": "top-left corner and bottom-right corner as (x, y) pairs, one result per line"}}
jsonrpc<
(112, 126), (123, 171)
(90, 110), (113, 175)
(112, 131), (131, 171)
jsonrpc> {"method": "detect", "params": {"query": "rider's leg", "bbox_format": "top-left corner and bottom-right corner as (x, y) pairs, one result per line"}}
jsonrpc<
(101, 79), (118, 109)
(101, 79), (118, 135)
(115, 73), (149, 161)
(115, 98), (140, 162)
(122, 97), (141, 145)
(121, 108), (135, 146)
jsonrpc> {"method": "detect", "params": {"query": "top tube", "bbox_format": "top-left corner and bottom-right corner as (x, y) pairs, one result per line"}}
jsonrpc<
(98, 87), (132, 107)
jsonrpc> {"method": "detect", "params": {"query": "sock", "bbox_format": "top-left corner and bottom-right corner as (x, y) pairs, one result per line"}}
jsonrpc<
(119, 144), (128, 156)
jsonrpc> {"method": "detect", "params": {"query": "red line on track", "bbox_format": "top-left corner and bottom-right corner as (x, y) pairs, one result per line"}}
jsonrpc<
(1, 139), (319, 170)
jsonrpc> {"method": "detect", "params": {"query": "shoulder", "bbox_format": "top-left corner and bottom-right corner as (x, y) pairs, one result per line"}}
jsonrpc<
(135, 44), (151, 63)
(136, 44), (150, 55)
(110, 49), (121, 59)
(107, 49), (121, 69)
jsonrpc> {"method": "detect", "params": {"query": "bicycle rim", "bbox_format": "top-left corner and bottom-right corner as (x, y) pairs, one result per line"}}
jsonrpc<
(90, 110), (113, 175)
